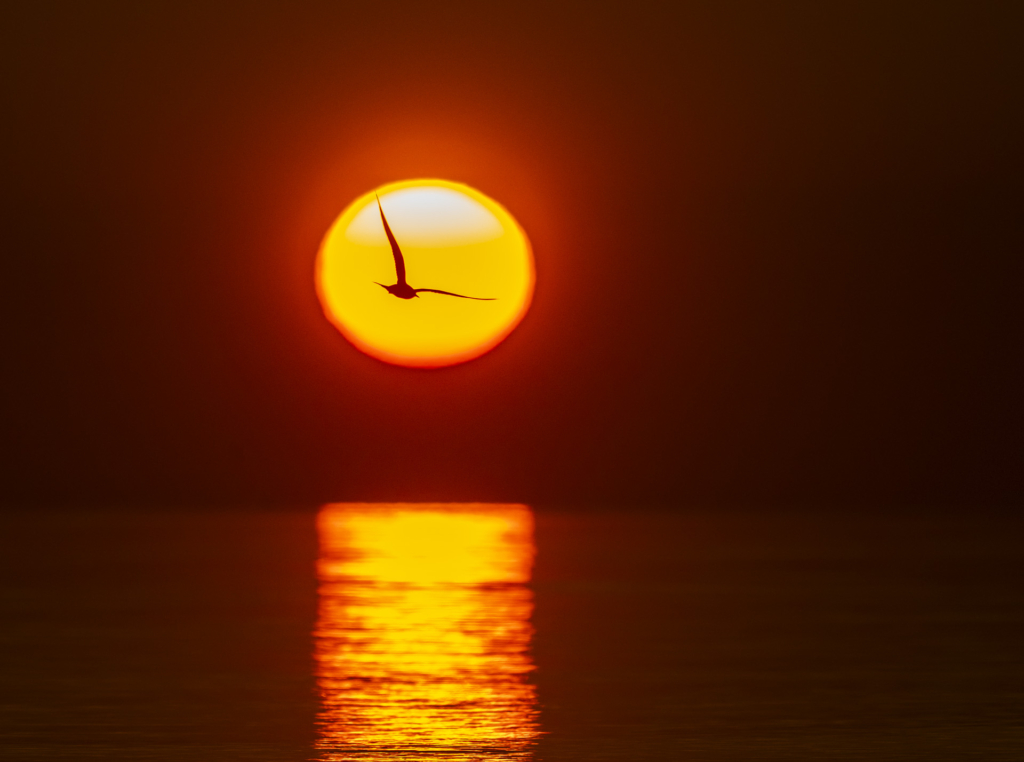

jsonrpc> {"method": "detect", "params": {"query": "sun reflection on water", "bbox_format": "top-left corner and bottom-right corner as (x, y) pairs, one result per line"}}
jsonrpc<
(314, 503), (539, 760)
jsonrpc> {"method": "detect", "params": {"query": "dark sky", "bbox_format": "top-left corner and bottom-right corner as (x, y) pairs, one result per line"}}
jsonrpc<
(2, 2), (1021, 507)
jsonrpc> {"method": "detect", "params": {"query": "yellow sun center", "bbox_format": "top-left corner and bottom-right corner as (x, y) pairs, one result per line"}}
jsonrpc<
(316, 179), (534, 367)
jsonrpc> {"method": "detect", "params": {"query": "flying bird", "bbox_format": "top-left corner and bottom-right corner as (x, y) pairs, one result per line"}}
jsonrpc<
(373, 195), (495, 301)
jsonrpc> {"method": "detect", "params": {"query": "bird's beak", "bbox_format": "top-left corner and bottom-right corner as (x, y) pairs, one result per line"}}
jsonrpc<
(373, 282), (388, 291)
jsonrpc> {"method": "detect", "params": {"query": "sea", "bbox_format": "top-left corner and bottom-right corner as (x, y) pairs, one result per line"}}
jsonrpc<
(1, 504), (1021, 760)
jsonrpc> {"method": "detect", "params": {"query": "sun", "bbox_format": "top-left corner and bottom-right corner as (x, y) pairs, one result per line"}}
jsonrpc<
(316, 179), (534, 368)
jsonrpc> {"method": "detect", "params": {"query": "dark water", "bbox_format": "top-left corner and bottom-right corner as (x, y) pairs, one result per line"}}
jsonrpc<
(1, 506), (1021, 760)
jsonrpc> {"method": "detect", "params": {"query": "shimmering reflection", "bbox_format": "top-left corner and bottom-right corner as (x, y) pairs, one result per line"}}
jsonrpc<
(314, 503), (539, 760)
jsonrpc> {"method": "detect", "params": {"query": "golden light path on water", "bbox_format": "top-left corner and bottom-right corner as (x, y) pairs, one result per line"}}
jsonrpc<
(314, 503), (539, 760)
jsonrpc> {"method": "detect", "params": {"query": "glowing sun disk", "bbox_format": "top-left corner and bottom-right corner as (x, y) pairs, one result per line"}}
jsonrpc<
(316, 180), (534, 368)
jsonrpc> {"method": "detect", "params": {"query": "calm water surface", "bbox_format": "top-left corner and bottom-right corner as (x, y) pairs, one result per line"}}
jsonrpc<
(1, 505), (1021, 760)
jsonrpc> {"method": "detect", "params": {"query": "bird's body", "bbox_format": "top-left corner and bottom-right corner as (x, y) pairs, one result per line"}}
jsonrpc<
(373, 196), (494, 301)
(378, 281), (418, 300)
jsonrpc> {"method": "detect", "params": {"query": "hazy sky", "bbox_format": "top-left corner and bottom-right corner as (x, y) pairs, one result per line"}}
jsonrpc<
(2, 2), (1021, 506)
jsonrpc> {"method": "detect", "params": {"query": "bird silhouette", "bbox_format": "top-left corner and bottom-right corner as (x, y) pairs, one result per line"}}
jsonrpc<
(372, 195), (495, 301)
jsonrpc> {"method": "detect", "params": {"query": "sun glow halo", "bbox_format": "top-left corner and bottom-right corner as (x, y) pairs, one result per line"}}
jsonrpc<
(316, 180), (534, 367)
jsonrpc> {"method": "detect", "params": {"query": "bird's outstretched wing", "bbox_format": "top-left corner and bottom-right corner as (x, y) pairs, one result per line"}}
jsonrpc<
(413, 288), (495, 300)
(376, 195), (406, 285)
